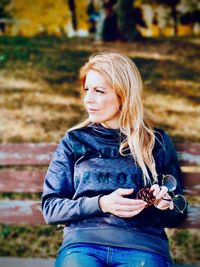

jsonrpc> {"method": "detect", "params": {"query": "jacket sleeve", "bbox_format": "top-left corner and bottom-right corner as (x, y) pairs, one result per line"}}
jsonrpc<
(41, 133), (103, 225)
(153, 131), (188, 228)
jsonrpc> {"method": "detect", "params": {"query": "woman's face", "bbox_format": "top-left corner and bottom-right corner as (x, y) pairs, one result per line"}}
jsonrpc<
(83, 70), (121, 129)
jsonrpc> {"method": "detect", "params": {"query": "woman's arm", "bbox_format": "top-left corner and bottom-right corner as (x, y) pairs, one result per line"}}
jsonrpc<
(152, 132), (188, 227)
(41, 133), (103, 225)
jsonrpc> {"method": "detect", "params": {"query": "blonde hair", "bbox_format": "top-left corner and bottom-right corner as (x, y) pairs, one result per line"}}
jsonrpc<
(74, 52), (157, 185)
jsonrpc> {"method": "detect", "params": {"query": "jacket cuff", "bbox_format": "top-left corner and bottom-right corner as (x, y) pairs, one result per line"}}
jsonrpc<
(81, 195), (104, 218)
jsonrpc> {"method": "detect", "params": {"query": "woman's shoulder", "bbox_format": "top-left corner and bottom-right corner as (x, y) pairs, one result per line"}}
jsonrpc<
(154, 127), (166, 140)
(61, 124), (93, 144)
(154, 127), (172, 139)
(67, 124), (92, 137)
(153, 127), (173, 152)
(55, 125), (92, 156)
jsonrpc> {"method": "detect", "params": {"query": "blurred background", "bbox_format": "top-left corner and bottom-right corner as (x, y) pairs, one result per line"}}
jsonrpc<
(0, 0), (199, 265)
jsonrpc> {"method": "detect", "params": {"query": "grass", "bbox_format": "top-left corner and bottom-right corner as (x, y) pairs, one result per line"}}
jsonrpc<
(0, 35), (200, 264)
(0, 224), (62, 258)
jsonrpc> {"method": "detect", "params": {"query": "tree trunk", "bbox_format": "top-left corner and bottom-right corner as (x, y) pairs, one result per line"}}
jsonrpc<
(68, 0), (77, 31)
(95, 0), (119, 42)
(115, 0), (141, 41)
(171, 4), (178, 36)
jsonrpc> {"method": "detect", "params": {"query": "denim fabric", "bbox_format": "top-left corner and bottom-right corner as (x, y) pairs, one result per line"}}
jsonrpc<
(55, 243), (172, 267)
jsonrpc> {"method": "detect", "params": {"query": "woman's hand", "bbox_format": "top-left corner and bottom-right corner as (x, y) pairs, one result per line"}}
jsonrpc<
(99, 188), (147, 218)
(150, 184), (174, 210)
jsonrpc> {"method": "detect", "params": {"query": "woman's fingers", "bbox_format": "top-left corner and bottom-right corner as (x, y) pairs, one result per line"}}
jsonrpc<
(151, 184), (168, 199)
(169, 201), (174, 210)
(114, 188), (146, 206)
(113, 196), (147, 217)
(113, 201), (147, 217)
(151, 184), (160, 196)
(156, 186), (168, 199)
(115, 188), (134, 196)
(155, 199), (174, 210)
(115, 201), (146, 211)
(99, 188), (147, 217)
(150, 184), (173, 210)
(116, 207), (146, 218)
(156, 199), (171, 210)
(116, 197), (146, 206)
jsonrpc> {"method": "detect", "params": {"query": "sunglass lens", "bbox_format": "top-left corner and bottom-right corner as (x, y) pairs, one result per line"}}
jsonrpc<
(173, 195), (187, 213)
(162, 174), (177, 192)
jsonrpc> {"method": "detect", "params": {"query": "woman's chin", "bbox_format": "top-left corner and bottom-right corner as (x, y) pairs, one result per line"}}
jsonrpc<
(88, 116), (102, 124)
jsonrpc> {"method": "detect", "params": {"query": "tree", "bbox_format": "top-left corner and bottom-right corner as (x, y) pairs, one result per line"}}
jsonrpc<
(95, 0), (145, 42)
(115, 0), (143, 40)
(0, 0), (11, 33)
(6, 0), (71, 36)
(0, 0), (11, 19)
(94, 0), (119, 42)
(179, 0), (200, 30)
(68, 0), (77, 31)
(142, 0), (181, 36)
(163, 0), (181, 35)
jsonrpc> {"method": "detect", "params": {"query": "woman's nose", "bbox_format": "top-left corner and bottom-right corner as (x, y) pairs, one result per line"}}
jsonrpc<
(84, 91), (95, 103)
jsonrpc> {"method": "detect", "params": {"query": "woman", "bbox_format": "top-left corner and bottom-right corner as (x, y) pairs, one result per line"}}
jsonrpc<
(42, 52), (187, 267)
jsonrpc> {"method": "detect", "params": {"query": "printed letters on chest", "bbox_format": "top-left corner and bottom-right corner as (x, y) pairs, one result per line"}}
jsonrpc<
(98, 172), (127, 184)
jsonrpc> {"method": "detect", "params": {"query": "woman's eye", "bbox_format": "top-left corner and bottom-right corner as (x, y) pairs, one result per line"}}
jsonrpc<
(96, 89), (104, 94)
(84, 87), (89, 91)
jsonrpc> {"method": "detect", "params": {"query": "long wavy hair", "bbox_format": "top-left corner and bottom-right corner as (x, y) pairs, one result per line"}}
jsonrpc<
(73, 52), (157, 185)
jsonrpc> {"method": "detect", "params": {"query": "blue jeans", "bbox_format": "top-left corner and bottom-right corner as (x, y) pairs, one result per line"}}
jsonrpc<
(55, 243), (172, 267)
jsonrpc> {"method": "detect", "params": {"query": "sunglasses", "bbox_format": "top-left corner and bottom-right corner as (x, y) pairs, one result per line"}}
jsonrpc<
(160, 174), (187, 214)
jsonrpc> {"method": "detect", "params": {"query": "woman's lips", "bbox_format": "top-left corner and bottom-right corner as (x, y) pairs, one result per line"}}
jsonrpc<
(87, 108), (98, 113)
